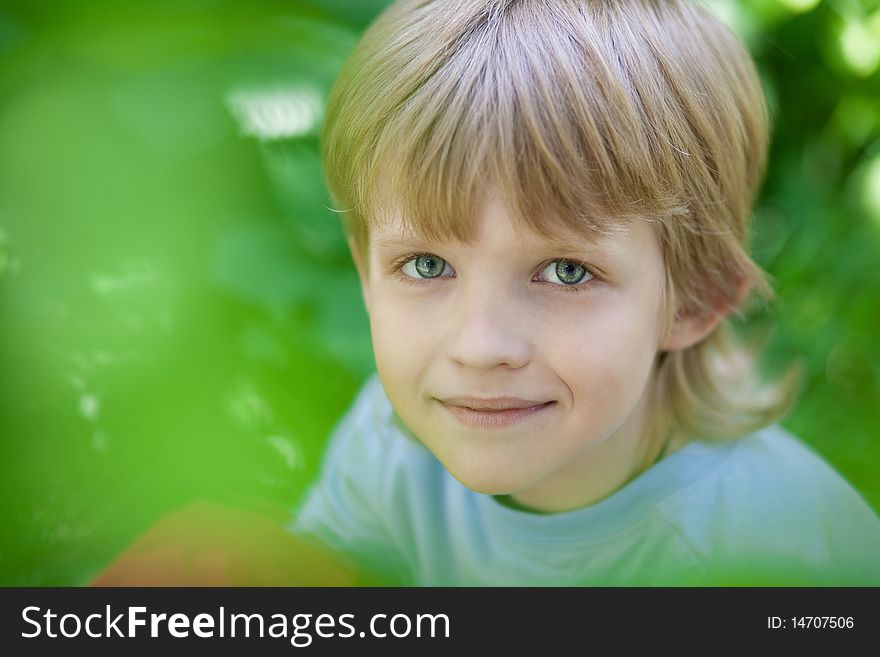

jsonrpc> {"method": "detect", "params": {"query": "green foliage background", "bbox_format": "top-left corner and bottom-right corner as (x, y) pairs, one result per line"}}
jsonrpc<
(0, 0), (878, 585)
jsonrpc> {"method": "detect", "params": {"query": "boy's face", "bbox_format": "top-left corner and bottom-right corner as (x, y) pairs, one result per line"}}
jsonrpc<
(355, 192), (679, 513)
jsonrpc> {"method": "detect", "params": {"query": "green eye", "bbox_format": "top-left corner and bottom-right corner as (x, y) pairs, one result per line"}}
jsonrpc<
(541, 260), (593, 286)
(403, 254), (448, 279)
(556, 261), (586, 284)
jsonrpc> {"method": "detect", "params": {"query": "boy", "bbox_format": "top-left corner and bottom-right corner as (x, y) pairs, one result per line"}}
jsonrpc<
(91, 0), (880, 587)
(287, 0), (880, 585)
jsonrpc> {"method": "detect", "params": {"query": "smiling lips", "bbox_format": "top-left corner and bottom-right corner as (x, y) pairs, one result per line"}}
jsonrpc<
(439, 396), (556, 429)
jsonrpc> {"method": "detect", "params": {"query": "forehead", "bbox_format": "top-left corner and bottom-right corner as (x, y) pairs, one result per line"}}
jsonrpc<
(369, 194), (652, 261)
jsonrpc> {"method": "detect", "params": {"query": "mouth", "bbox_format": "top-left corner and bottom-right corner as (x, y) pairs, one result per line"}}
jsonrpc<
(438, 397), (556, 429)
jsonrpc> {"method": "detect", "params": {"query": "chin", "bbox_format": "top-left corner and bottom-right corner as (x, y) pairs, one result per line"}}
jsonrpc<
(442, 459), (529, 496)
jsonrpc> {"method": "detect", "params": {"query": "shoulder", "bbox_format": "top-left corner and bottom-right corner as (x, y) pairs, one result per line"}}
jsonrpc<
(659, 424), (880, 585)
(323, 372), (430, 466)
(711, 424), (871, 514)
(297, 372), (427, 500)
(289, 373), (433, 584)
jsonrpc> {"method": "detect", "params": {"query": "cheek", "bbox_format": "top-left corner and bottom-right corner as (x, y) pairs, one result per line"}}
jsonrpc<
(368, 292), (436, 384)
(547, 299), (659, 406)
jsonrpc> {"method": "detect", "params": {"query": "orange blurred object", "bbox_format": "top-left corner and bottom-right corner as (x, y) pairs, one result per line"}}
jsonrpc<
(91, 500), (361, 586)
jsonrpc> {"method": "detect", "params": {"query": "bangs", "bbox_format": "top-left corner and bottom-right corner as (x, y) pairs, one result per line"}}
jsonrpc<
(323, 0), (766, 250)
(323, 0), (762, 247)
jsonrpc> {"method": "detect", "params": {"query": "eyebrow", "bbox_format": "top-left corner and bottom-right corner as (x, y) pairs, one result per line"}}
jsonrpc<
(372, 236), (436, 249)
(371, 232), (616, 254)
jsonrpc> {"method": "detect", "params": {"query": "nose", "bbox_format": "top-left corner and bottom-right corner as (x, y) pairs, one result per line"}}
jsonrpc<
(444, 284), (532, 372)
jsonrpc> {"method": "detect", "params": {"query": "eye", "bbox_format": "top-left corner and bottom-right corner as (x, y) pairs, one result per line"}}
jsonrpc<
(539, 259), (595, 286)
(400, 253), (453, 279)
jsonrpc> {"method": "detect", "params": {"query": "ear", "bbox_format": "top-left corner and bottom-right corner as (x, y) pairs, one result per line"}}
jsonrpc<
(660, 274), (749, 352)
(347, 235), (371, 315)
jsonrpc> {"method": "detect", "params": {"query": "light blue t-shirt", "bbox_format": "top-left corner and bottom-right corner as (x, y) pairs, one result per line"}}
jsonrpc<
(289, 373), (880, 585)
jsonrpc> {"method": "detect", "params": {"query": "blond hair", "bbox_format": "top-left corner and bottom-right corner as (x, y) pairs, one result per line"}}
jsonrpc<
(321, 0), (800, 454)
